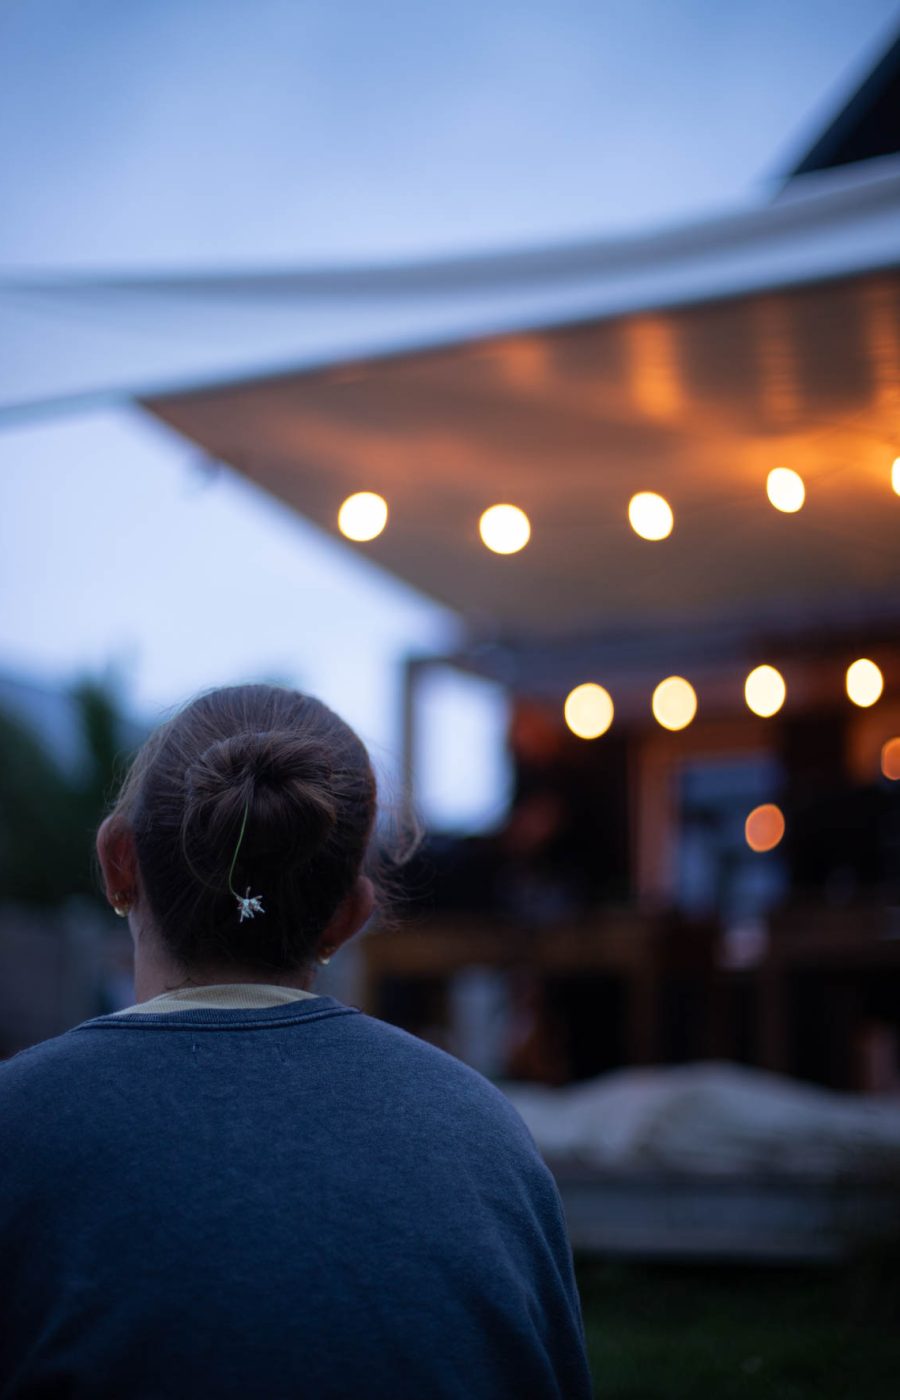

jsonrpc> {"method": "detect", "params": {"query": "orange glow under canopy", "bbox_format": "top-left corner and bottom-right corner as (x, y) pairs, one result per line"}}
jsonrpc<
(881, 738), (900, 781)
(745, 803), (785, 853)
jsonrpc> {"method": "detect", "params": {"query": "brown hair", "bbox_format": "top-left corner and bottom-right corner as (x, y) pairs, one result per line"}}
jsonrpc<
(108, 684), (376, 974)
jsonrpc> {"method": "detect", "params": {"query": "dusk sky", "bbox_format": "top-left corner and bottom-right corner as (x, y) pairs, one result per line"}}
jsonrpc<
(2, 0), (898, 821)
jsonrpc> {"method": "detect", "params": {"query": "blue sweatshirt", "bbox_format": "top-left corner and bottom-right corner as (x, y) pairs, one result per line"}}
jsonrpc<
(0, 996), (592, 1399)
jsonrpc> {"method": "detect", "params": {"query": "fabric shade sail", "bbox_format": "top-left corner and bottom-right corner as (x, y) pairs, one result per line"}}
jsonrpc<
(145, 262), (900, 645)
(3, 154), (899, 652)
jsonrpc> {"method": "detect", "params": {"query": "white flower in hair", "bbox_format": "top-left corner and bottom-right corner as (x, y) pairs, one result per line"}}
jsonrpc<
(237, 887), (265, 922)
(228, 802), (265, 922)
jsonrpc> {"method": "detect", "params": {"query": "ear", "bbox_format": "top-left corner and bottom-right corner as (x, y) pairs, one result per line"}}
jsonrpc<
(319, 875), (375, 957)
(96, 815), (140, 909)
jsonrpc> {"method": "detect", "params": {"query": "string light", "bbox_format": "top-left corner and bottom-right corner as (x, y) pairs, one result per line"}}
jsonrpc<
(766, 468), (805, 513)
(337, 492), (388, 541)
(882, 739), (900, 781)
(651, 676), (697, 731)
(564, 683), (614, 739)
(745, 804), (785, 853)
(479, 504), (531, 554)
(846, 658), (884, 708)
(744, 665), (786, 718)
(628, 492), (674, 541)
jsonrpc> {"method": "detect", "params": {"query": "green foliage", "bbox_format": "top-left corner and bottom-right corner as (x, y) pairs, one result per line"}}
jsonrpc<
(0, 708), (79, 902)
(0, 679), (138, 908)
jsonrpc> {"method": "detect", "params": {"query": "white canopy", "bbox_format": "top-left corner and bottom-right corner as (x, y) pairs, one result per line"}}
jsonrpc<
(4, 155), (900, 647)
(2, 155), (898, 422)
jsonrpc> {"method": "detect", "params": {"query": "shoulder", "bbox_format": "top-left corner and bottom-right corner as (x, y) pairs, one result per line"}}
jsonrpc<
(337, 1009), (544, 1150)
(0, 1026), (101, 1104)
(1, 1027), (86, 1078)
(342, 1008), (506, 1090)
(0, 1028), (119, 1178)
(333, 1013), (568, 1227)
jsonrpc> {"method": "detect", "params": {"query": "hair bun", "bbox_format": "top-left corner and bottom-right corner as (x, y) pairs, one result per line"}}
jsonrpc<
(185, 730), (338, 870)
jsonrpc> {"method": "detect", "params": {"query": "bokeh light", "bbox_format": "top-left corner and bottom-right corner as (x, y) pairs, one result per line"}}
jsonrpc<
(337, 491), (388, 541)
(892, 458), (900, 496)
(628, 491), (674, 541)
(881, 738), (900, 781)
(479, 503), (531, 554)
(651, 676), (697, 731)
(745, 803), (785, 853)
(846, 658), (884, 708)
(744, 664), (786, 718)
(564, 683), (614, 739)
(766, 467), (805, 513)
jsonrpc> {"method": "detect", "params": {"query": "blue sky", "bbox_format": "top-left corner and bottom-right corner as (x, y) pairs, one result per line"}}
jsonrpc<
(2, 0), (898, 268)
(1, 0), (898, 818)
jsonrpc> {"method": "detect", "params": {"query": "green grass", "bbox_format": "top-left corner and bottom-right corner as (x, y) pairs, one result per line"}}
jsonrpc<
(575, 1253), (900, 1400)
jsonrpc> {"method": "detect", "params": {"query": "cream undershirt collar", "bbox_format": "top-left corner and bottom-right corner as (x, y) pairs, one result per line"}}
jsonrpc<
(112, 983), (320, 1016)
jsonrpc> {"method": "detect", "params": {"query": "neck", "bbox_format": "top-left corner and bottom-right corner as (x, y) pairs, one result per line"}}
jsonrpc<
(130, 919), (315, 1002)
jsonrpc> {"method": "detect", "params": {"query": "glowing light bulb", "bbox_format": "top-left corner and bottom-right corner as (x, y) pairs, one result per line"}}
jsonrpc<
(651, 676), (697, 731)
(892, 458), (900, 497)
(564, 683), (614, 740)
(881, 738), (900, 781)
(846, 658), (883, 708)
(744, 665), (786, 718)
(745, 804), (785, 853)
(628, 491), (674, 541)
(766, 468), (805, 513)
(479, 504), (531, 554)
(337, 491), (388, 541)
